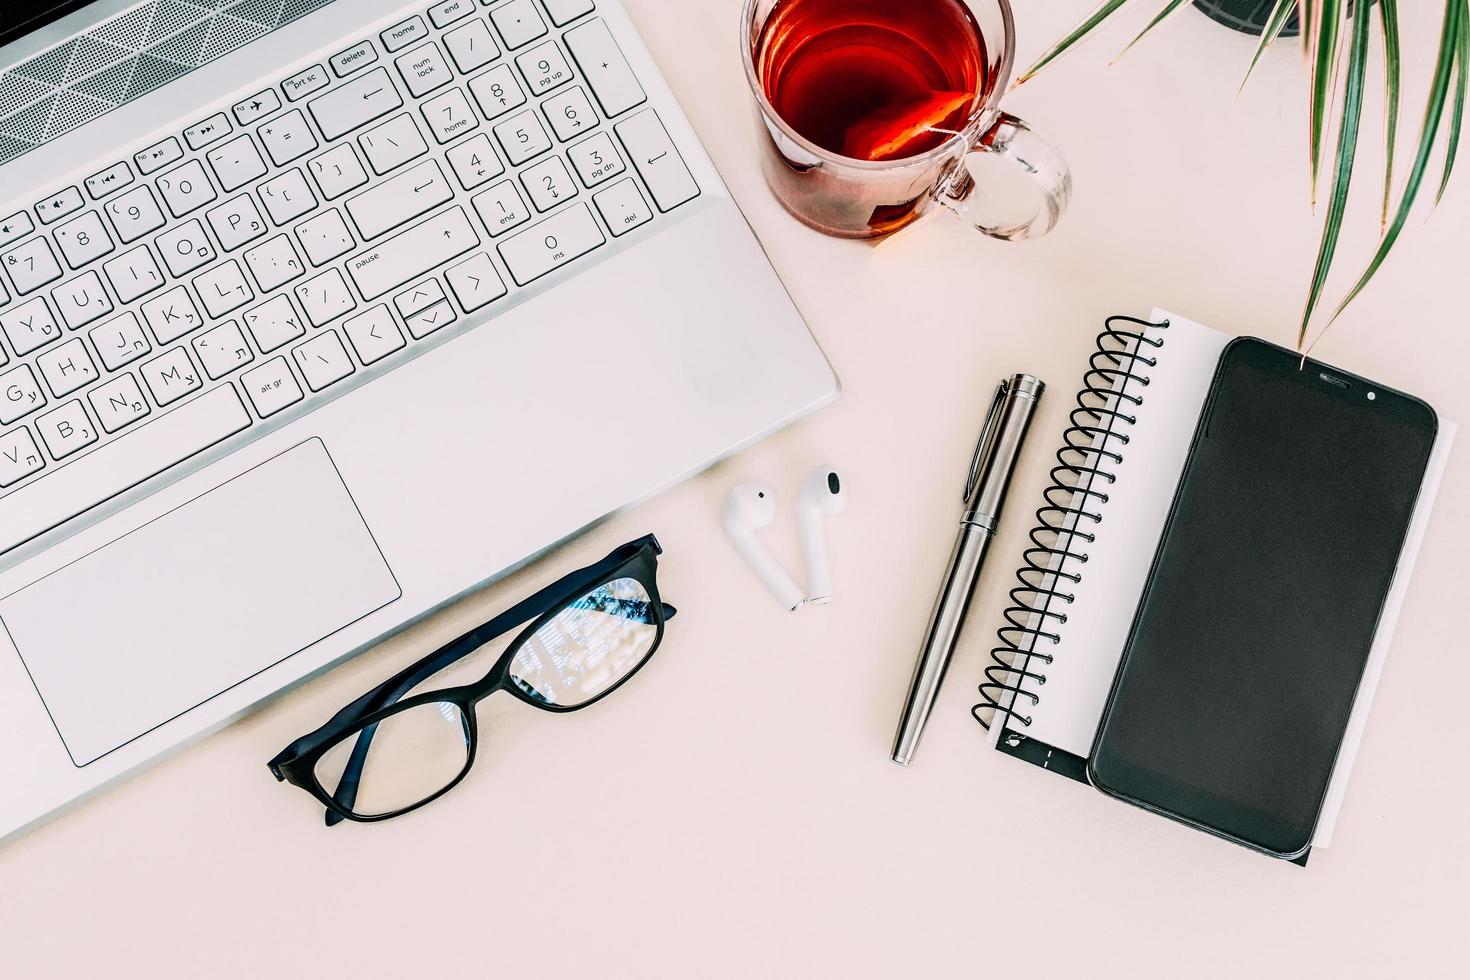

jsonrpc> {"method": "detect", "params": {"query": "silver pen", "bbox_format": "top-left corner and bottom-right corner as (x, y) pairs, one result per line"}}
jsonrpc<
(891, 374), (1045, 766)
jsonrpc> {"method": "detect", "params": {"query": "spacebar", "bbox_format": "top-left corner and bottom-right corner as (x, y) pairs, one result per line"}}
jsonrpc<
(0, 386), (251, 554)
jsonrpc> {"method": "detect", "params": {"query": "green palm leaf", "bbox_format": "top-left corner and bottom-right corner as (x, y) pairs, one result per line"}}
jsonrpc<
(1241, 0), (1301, 92)
(1379, 0), (1402, 226)
(1331, 0), (1464, 321)
(1300, 0), (1372, 344)
(1435, 4), (1468, 204)
(1017, 0), (1132, 84)
(1308, 0), (1347, 202)
(1117, 0), (1193, 59)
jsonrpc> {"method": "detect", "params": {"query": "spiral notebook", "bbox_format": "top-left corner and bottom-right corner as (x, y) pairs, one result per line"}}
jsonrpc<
(976, 310), (1456, 851)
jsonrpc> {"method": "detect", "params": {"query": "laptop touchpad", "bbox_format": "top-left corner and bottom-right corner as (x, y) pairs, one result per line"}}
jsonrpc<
(0, 439), (400, 766)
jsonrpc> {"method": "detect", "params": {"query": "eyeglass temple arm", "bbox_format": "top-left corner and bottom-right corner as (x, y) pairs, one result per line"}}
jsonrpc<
(323, 590), (673, 825)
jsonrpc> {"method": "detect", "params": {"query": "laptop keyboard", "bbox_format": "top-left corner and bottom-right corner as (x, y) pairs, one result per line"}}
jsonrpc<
(0, 0), (698, 552)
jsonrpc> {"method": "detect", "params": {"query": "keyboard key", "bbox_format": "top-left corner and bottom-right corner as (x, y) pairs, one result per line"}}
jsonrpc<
(567, 131), (624, 186)
(140, 347), (202, 406)
(472, 180), (531, 236)
(157, 159), (219, 218)
(259, 169), (318, 225)
(0, 297), (60, 355)
(309, 144), (371, 200)
(282, 64), (330, 101)
(52, 271), (113, 329)
(491, 0), (548, 49)
(395, 42), (454, 98)
(0, 364), (46, 423)
(294, 268), (358, 325)
(155, 219), (217, 277)
(515, 40), (573, 96)
(36, 400), (97, 460)
(0, 385), (251, 552)
(309, 67), (404, 140)
(102, 246), (165, 303)
(593, 177), (652, 236)
(493, 109), (552, 165)
(468, 64), (527, 121)
(242, 357), (304, 417)
(208, 134), (268, 193)
(565, 19), (645, 117)
(89, 311), (151, 371)
(543, 86), (597, 142)
(134, 137), (183, 175)
(104, 184), (167, 243)
(242, 294), (306, 353)
(193, 260), (254, 318)
(292, 330), (354, 390)
(232, 88), (281, 126)
(359, 114), (428, 175)
(347, 159), (454, 239)
(54, 211), (115, 269)
(543, 0), (595, 26)
(381, 15), (428, 53)
(207, 194), (269, 251)
(393, 279), (445, 318)
(0, 427), (44, 486)
(616, 110), (698, 211)
(243, 235), (305, 292)
(405, 300), (456, 339)
(89, 373), (151, 433)
(84, 162), (134, 201)
(36, 338), (99, 397)
(345, 206), (480, 300)
(35, 187), (85, 225)
(428, 0), (475, 29)
(192, 320), (255, 379)
(422, 87), (480, 144)
(258, 109), (319, 167)
(3, 237), (63, 294)
(344, 305), (405, 364)
(445, 252), (506, 313)
(521, 155), (577, 211)
(446, 133), (505, 190)
(0, 211), (35, 249)
(497, 201), (604, 285)
(184, 113), (232, 150)
(141, 286), (204, 344)
(444, 19), (500, 74)
(295, 209), (357, 266)
(330, 40), (379, 78)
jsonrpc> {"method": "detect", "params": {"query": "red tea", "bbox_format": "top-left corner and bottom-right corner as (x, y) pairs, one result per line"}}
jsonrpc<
(756, 0), (991, 162)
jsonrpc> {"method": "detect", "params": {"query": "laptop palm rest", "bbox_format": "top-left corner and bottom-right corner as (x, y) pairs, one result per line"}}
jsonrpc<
(0, 439), (400, 766)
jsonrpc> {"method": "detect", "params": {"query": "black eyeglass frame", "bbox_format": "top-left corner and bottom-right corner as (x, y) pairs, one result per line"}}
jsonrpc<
(268, 534), (674, 825)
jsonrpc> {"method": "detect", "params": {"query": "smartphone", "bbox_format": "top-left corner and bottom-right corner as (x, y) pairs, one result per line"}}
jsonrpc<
(1088, 337), (1438, 859)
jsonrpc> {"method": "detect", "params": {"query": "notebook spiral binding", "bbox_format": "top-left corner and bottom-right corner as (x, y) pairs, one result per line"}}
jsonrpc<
(974, 315), (1170, 730)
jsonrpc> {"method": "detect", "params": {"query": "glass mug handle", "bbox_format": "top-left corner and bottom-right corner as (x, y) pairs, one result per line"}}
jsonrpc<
(937, 112), (1072, 241)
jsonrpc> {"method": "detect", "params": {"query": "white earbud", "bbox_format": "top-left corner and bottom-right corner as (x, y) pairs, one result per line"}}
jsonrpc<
(723, 482), (806, 612)
(797, 466), (846, 604)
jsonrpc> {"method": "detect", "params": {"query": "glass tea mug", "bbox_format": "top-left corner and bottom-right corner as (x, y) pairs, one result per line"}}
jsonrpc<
(740, 0), (1072, 240)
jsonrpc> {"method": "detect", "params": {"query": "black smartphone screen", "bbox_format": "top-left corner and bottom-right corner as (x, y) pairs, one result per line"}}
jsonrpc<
(1089, 338), (1438, 858)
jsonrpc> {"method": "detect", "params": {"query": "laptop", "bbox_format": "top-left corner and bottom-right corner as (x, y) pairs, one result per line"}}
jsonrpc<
(0, 0), (836, 839)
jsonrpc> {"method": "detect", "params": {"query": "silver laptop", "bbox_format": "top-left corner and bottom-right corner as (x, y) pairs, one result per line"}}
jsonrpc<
(0, 0), (836, 839)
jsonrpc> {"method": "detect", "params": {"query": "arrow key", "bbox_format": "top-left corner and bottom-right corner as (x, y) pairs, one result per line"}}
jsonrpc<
(446, 252), (507, 313)
(345, 305), (406, 364)
(393, 278), (445, 319)
(446, 133), (504, 192)
(406, 299), (457, 339)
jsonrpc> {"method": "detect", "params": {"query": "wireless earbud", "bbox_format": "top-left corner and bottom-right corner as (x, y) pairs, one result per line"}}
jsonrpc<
(797, 466), (846, 605)
(723, 482), (806, 612)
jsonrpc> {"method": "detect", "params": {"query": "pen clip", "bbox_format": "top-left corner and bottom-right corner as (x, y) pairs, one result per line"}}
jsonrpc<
(964, 381), (1009, 502)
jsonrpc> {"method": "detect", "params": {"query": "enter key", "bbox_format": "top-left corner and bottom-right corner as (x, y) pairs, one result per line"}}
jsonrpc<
(345, 158), (454, 239)
(614, 109), (698, 212)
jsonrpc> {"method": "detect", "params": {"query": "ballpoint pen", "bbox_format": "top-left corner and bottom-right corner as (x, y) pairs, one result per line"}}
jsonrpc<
(891, 373), (1044, 766)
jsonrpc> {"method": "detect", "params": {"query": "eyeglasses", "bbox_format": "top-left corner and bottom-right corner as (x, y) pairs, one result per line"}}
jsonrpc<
(268, 535), (675, 825)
